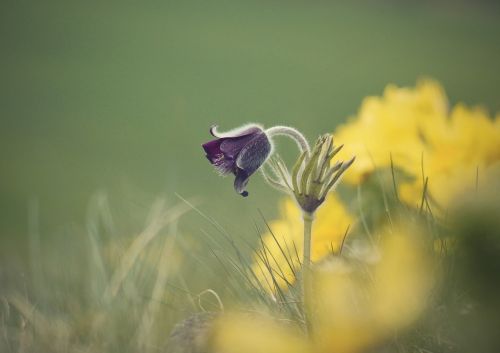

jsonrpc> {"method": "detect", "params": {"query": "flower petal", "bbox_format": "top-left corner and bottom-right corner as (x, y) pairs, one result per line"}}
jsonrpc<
(202, 139), (235, 175)
(220, 134), (258, 159)
(234, 169), (250, 197)
(202, 139), (223, 163)
(235, 133), (272, 175)
(233, 132), (272, 196)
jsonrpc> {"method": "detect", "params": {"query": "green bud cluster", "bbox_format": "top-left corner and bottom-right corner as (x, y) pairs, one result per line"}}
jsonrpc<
(263, 134), (355, 214)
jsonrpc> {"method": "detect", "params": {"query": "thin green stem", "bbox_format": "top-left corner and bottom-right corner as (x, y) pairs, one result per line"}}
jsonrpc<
(303, 212), (313, 268)
(302, 211), (314, 335)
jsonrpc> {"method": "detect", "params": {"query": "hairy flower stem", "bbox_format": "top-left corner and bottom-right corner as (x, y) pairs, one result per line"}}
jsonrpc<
(266, 126), (311, 155)
(303, 212), (313, 269)
(302, 211), (314, 335)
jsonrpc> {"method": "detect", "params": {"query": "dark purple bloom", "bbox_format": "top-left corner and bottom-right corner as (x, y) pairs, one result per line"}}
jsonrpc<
(202, 124), (272, 197)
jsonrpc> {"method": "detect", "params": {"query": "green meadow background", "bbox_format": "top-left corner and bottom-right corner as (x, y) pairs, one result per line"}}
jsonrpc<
(1, 0), (499, 262)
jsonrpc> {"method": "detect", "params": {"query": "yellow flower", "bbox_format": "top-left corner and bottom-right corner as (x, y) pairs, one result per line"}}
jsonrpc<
(399, 104), (500, 208)
(334, 79), (500, 211)
(312, 222), (434, 353)
(211, 314), (309, 353)
(252, 194), (353, 291)
(334, 79), (447, 184)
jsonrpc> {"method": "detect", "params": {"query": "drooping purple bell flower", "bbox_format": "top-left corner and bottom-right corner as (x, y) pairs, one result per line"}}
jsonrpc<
(202, 124), (272, 197)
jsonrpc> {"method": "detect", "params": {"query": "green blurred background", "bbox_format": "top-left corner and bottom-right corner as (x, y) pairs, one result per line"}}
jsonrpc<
(1, 0), (499, 259)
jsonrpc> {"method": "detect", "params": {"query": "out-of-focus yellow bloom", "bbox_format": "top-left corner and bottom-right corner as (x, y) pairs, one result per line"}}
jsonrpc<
(334, 79), (500, 211)
(334, 79), (448, 184)
(399, 104), (500, 208)
(313, 222), (434, 353)
(213, 222), (434, 353)
(252, 194), (353, 291)
(211, 314), (309, 353)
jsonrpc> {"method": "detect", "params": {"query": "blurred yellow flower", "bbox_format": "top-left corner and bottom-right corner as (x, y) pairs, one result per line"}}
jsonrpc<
(211, 314), (309, 353)
(252, 194), (353, 291)
(214, 222), (434, 353)
(334, 79), (500, 211)
(334, 79), (448, 184)
(399, 104), (500, 209)
(312, 222), (434, 353)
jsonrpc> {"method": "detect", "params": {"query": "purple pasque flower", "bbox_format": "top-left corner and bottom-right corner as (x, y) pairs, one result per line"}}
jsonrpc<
(202, 124), (272, 197)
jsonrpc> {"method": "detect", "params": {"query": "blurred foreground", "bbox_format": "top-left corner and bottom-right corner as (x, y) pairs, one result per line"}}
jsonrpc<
(1, 80), (500, 353)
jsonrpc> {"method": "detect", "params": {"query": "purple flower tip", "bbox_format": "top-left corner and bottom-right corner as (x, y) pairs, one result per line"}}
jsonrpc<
(202, 124), (271, 197)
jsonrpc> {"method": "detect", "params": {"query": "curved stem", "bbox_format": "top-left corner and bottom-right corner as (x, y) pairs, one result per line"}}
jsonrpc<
(266, 126), (311, 155)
